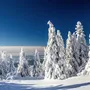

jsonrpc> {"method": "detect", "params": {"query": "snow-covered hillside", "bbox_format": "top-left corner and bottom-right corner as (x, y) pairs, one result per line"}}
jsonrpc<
(0, 76), (90, 90)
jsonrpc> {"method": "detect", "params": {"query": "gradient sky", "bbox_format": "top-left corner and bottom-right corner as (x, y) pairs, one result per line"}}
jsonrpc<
(0, 0), (89, 46)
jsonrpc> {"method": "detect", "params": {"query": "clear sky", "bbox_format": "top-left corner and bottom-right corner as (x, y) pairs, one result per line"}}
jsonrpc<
(0, 0), (89, 46)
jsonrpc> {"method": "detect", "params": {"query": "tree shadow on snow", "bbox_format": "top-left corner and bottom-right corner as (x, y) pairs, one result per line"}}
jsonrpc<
(30, 82), (90, 90)
(14, 77), (44, 80)
(0, 82), (34, 90)
(0, 81), (90, 90)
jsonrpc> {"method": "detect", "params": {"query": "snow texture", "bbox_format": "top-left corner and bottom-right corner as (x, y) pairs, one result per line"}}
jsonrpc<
(0, 76), (90, 90)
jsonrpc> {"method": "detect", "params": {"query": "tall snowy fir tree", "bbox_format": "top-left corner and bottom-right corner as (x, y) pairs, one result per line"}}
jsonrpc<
(32, 49), (42, 77)
(80, 34), (90, 75)
(75, 21), (88, 73)
(65, 31), (77, 77)
(55, 30), (66, 79)
(17, 48), (29, 77)
(44, 21), (66, 79)
(56, 30), (65, 62)
(65, 21), (88, 77)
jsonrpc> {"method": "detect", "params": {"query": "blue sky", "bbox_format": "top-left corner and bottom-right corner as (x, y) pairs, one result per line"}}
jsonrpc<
(0, 0), (89, 46)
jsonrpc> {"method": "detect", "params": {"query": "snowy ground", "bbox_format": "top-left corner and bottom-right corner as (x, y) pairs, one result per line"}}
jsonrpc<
(0, 76), (90, 90)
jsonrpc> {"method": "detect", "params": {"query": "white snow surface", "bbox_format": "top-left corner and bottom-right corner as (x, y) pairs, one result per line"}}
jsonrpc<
(0, 76), (90, 90)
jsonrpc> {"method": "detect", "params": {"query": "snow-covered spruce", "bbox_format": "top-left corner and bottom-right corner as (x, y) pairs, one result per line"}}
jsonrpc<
(55, 30), (66, 79)
(0, 51), (9, 79)
(32, 49), (42, 77)
(79, 34), (90, 75)
(65, 31), (77, 77)
(17, 48), (29, 77)
(65, 21), (88, 77)
(6, 54), (16, 80)
(44, 21), (66, 80)
(75, 21), (88, 73)
(56, 30), (65, 64)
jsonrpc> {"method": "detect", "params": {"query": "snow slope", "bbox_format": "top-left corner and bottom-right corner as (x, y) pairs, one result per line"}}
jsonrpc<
(0, 76), (90, 90)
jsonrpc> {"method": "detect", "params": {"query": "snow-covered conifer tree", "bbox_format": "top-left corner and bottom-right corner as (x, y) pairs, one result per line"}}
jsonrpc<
(0, 51), (8, 79)
(44, 21), (66, 79)
(17, 48), (29, 77)
(65, 31), (77, 77)
(56, 30), (65, 61)
(1, 51), (7, 61)
(75, 21), (88, 72)
(32, 49), (42, 77)
(6, 54), (16, 80)
(79, 34), (90, 75)
(55, 30), (66, 79)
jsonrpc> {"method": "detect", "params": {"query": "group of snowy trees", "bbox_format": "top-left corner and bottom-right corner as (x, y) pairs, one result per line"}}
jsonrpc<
(16, 48), (43, 79)
(0, 20), (89, 80)
(17, 48), (42, 78)
(0, 48), (43, 80)
(44, 21), (89, 80)
(0, 51), (16, 79)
